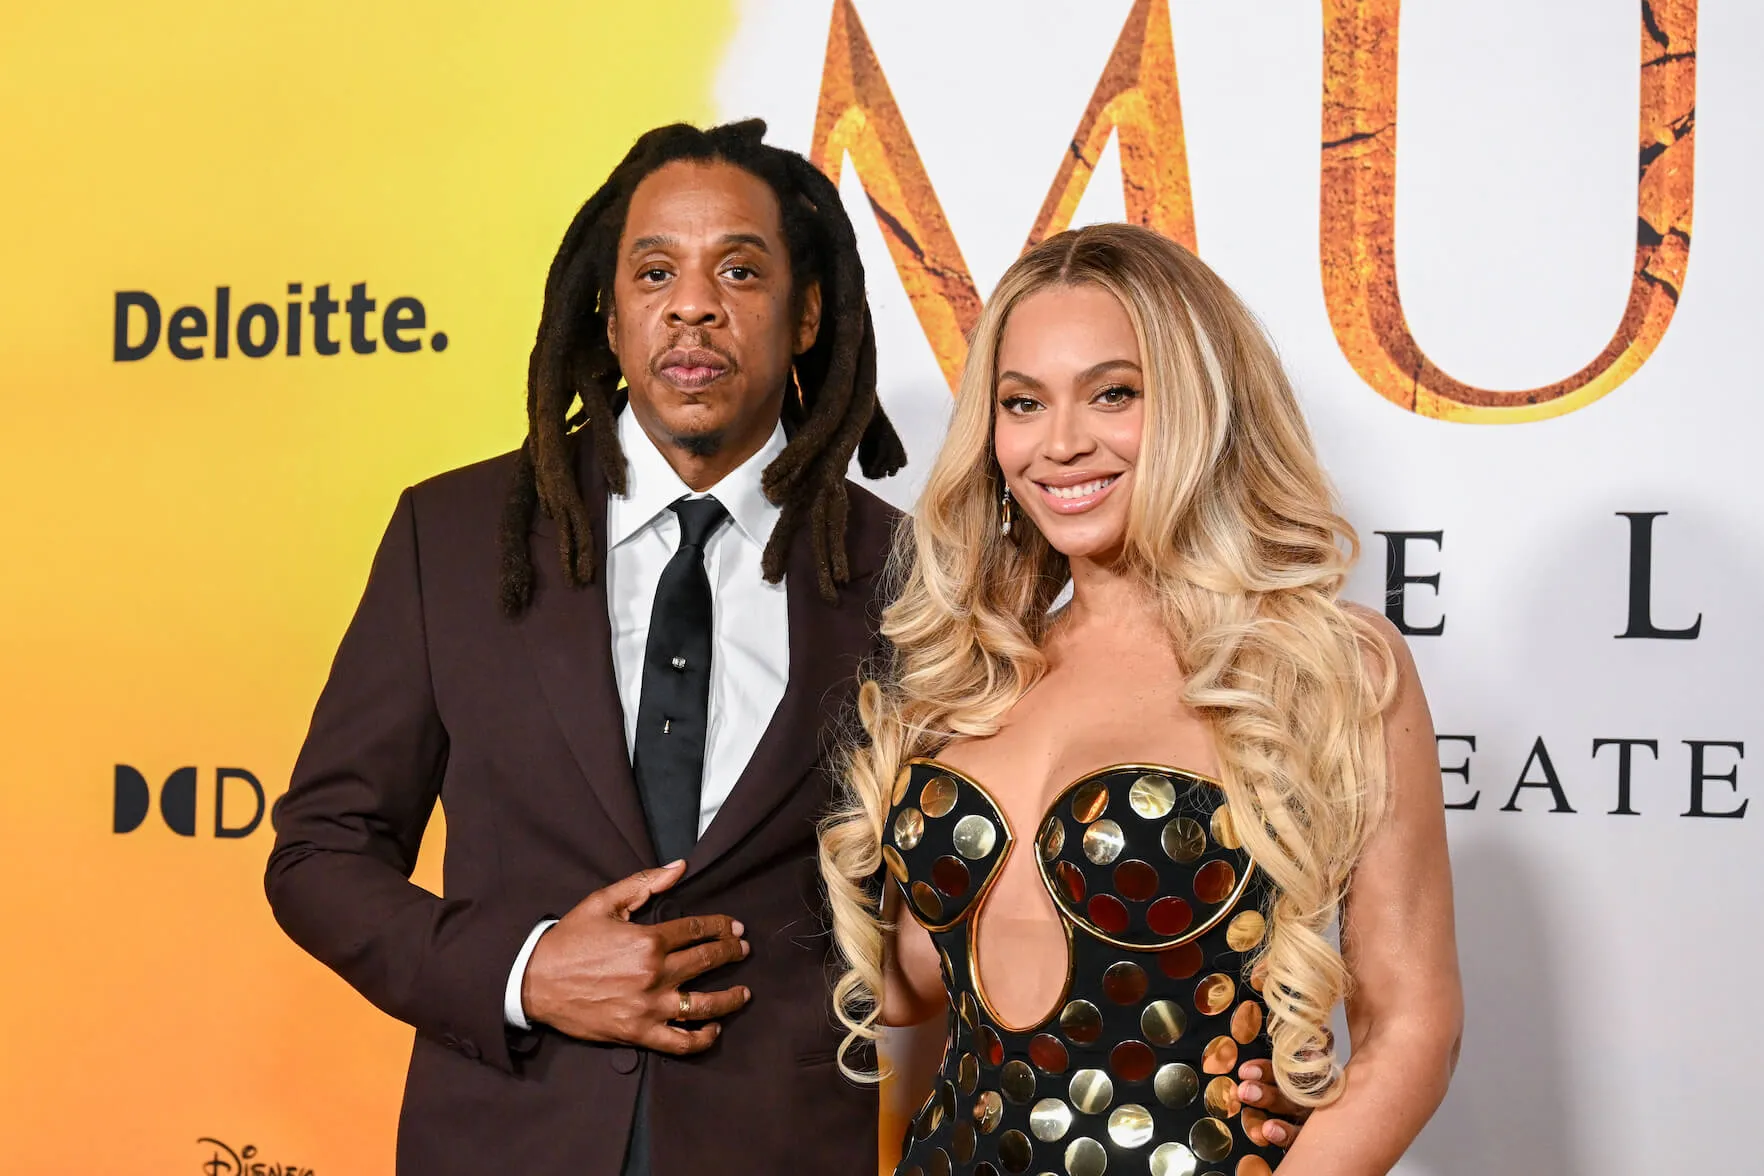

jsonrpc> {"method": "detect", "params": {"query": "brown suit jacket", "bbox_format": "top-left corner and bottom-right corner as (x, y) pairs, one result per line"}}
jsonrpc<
(266, 436), (893, 1174)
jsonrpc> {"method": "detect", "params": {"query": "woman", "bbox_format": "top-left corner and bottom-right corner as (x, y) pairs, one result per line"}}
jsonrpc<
(820, 223), (1461, 1176)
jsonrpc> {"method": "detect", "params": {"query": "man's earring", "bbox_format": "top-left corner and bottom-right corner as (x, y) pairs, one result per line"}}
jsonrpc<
(1000, 485), (1015, 539)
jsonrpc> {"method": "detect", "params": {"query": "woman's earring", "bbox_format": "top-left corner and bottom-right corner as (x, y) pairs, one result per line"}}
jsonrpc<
(999, 485), (1015, 539)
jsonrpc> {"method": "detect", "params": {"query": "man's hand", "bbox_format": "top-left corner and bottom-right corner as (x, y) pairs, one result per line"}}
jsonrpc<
(1237, 1060), (1311, 1149)
(520, 860), (751, 1055)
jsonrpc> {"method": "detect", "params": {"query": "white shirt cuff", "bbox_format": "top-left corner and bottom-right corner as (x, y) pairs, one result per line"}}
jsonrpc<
(504, 919), (559, 1030)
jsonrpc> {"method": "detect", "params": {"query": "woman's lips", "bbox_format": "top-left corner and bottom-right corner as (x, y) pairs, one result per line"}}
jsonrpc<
(1033, 473), (1121, 514)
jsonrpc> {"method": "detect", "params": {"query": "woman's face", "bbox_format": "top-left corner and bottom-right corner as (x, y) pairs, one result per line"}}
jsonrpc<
(993, 283), (1145, 563)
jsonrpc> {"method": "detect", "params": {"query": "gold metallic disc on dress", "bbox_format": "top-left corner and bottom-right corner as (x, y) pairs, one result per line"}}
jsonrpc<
(1230, 1002), (1264, 1045)
(1193, 860), (1237, 905)
(1030, 1033), (1070, 1073)
(1236, 1157), (1274, 1176)
(1161, 817), (1206, 864)
(1103, 961), (1149, 1005)
(1129, 773), (1177, 819)
(1107, 1104), (1154, 1149)
(1202, 1035), (1239, 1075)
(894, 807), (925, 851)
(1068, 1068), (1115, 1115)
(1190, 1117), (1234, 1163)
(1195, 973), (1236, 1017)
(1210, 805), (1242, 850)
(974, 1090), (1003, 1134)
(1030, 1097), (1074, 1142)
(912, 881), (944, 921)
(1071, 779), (1110, 823)
(927, 1148), (952, 1176)
(961, 992), (979, 1028)
(1109, 1039), (1156, 1083)
(1113, 859), (1160, 903)
(920, 775), (959, 818)
(974, 1165), (999, 1176)
(1141, 999), (1187, 1046)
(959, 1052), (980, 1094)
(1060, 999), (1103, 1045)
(1150, 1142), (1200, 1176)
(933, 855), (971, 897)
(1064, 1137), (1109, 1176)
(1204, 1075), (1242, 1118)
(979, 1025), (1005, 1066)
(1088, 893), (1130, 934)
(953, 813), (998, 860)
(1146, 896), (1194, 938)
(998, 1129), (1034, 1174)
(1039, 816), (1066, 861)
(1153, 1062), (1200, 1108)
(1082, 819), (1125, 865)
(1055, 860), (1087, 905)
(892, 765), (914, 805)
(1241, 1108), (1269, 1147)
(1158, 943), (1203, 980)
(902, 1166), (924, 1176)
(883, 845), (908, 882)
(952, 1120), (977, 1163)
(914, 1090), (944, 1139)
(1225, 910), (1266, 953)
(1001, 1059), (1037, 1103)
(940, 1080), (957, 1118)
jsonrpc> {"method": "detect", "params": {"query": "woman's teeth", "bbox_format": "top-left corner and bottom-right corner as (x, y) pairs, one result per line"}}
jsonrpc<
(1042, 476), (1116, 500)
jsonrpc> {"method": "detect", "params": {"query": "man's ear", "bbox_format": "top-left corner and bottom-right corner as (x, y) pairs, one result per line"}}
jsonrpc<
(793, 281), (823, 355)
(605, 304), (618, 356)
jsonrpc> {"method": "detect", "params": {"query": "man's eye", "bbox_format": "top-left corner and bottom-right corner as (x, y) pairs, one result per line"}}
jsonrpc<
(725, 266), (754, 281)
(641, 268), (670, 283)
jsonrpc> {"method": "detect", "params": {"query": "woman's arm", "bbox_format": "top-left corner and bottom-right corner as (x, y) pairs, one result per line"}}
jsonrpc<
(1271, 612), (1464, 1175)
(881, 882), (951, 1028)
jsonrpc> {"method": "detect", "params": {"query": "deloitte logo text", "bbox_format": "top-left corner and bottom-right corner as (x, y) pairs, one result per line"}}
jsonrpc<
(114, 282), (447, 361)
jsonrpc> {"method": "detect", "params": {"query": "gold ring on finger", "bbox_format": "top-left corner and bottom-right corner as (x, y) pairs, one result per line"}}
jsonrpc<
(677, 992), (692, 1020)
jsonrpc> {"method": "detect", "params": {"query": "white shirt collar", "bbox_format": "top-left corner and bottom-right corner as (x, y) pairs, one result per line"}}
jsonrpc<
(606, 405), (785, 551)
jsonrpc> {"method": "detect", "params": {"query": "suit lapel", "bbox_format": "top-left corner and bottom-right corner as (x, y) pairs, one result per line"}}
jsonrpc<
(518, 442), (656, 873)
(688, 518), (879, 874)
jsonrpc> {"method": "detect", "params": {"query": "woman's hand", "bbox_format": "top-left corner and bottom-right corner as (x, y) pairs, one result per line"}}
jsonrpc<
(1235, 1059), (1309, 1148)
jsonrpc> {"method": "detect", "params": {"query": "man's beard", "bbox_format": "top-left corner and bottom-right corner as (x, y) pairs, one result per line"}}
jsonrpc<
(667, 427), (725, 458)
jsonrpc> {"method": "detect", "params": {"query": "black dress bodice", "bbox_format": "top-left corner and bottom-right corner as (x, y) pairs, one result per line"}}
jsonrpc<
(885, 759), (1283, 1176)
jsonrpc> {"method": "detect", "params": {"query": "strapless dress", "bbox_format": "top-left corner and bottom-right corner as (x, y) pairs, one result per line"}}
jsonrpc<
(884, 758), (1282, 1176)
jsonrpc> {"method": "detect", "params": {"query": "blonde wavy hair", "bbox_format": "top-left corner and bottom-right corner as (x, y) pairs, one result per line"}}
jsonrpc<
(819, 223), (1395, 1106)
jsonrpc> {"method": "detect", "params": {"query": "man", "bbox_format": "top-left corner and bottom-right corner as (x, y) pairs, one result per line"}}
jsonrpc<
(266, 119), (1308, 1174)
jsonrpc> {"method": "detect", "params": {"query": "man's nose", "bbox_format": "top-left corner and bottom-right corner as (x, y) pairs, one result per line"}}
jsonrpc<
(665, 270), (724, 328)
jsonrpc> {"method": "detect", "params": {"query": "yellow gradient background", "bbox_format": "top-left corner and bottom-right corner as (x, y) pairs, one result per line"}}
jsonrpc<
(0, 2), (736, 1169)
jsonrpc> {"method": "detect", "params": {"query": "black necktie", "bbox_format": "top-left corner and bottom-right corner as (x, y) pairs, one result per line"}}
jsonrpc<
(632, 495), (729, 865)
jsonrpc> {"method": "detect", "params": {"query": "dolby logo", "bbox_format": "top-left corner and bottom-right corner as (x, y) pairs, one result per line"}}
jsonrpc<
(113, 765), (269, 838)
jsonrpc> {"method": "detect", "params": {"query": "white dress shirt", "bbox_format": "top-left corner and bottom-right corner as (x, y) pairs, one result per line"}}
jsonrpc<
(503, 408), (791, 1028)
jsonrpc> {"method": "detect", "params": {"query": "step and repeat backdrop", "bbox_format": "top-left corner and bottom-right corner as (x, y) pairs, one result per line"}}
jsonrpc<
(1, 0), (1756, 1172)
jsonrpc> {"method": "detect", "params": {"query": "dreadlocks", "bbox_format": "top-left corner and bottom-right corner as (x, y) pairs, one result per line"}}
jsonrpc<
(498, 119), (907, 615)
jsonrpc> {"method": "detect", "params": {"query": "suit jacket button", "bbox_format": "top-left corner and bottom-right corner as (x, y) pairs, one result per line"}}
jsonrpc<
(460, 1040), (482, 1061)
(610, 1047), (640, 1074)
(441, 1032), (460, 1049)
